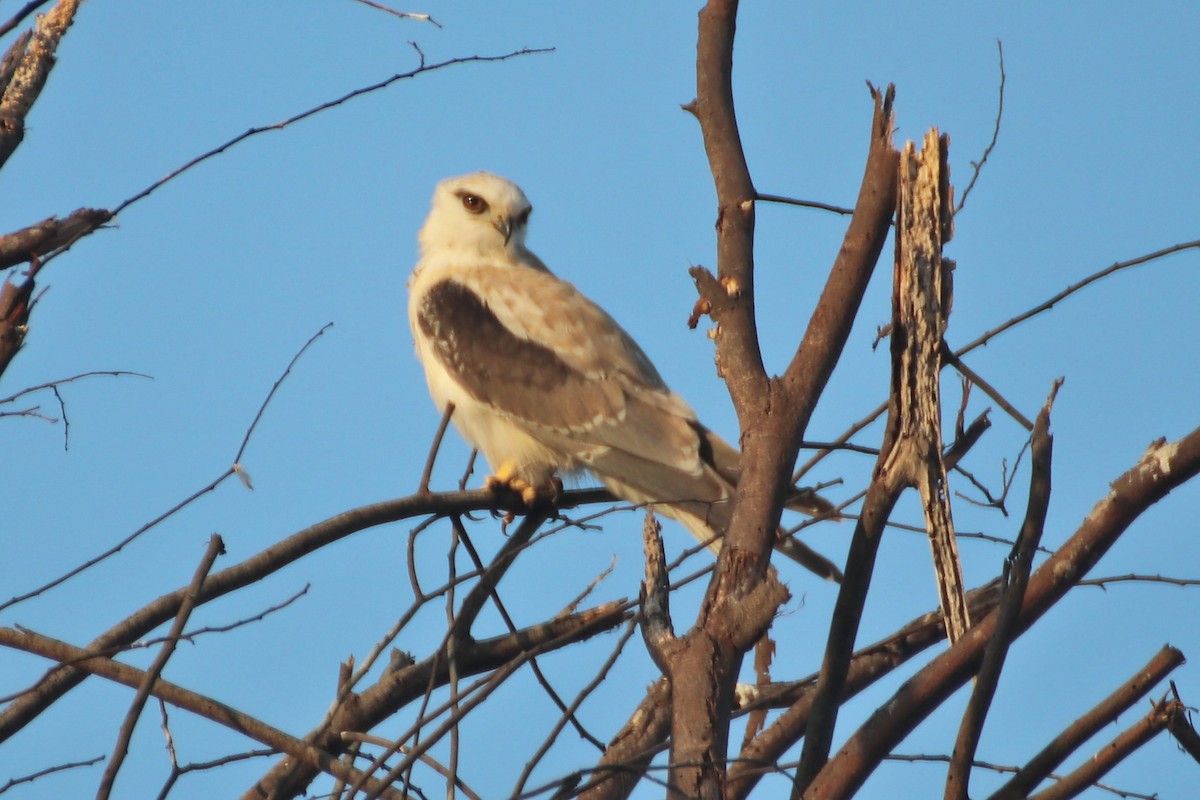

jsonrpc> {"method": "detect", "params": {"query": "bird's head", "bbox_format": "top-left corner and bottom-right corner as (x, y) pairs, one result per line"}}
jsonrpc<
(419, 172), (533, 257)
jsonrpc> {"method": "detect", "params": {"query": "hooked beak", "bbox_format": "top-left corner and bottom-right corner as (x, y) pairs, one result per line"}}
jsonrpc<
(493, 217), (513, 245)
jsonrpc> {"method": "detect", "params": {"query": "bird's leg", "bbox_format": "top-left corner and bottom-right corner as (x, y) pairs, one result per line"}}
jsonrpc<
(484, 462), (550, 507)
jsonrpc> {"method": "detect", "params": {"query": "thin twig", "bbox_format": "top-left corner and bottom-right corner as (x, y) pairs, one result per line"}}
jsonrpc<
(0, 370), (151, 406)
(512, 621), (638, 796)
(955, 40), (1005, 214)
(338, 733), (482, 800)
(107, 49), (552, 220)
(756, 192), (855, 216)
(0, 755), (104, 796)
(96, 534), (226, 799)
(885, 753), (1157, 800)
(1077, 574), (1200, 589)
(0, 328), (326, 612)
(348, 0), (442, 28)
(957, 240), (1200, 357)
(418, 402), (454, 494)
(942, 346), (1032, 431)
(455, 521), (608, 751)
(234, 322), (332, 464)
(0, 471), (232, 613)
(0, 1), (53, 40)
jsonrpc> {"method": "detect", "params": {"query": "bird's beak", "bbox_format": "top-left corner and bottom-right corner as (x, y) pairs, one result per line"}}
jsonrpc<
(493, 217), (513, 245)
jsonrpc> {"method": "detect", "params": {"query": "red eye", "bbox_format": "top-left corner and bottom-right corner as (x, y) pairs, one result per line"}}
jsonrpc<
(460, 194), (488, 214)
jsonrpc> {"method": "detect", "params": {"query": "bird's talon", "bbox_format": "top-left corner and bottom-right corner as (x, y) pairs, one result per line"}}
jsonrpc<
(485, 465), (548, 509)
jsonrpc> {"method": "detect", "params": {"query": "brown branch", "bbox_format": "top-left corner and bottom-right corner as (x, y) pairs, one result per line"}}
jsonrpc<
(0, 488), (606, 743)
(727, 579), (1005, 800)
(245, 572), (629, 796)
(1026, 697), (1180, 800)
(778, 83), (899, 424)
(96, 534), (226, 799)
(0, 1), (52, 41)
(685, 12), (900, 795)
(0, 626), (402, 798)
(946, 382), (1057, 799)
(511, 621), (638, 797)
(803, 424), (1200, 800)
(576, 679), (671, 800)
(794, 472), (902, 790)
(0, 260), (37, 380)
(338, 733), (481, 800)
(756, 192), (855, 216)
(799, 125), (954, 793)
(689, 0), (765, 417)
(986, 645), (1186, 800)
(942, 346), (1032, 431)
(0, 208), (112, 269)
(0, 754), (104, 796)
(455, 520), (607, 752)
(885, 753), (1157, 800)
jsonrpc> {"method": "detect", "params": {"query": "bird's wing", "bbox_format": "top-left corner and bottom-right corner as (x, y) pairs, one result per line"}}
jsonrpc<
(413, 261), (705, 471)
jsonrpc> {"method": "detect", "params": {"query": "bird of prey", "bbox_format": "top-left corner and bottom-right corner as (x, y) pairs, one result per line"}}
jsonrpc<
(408, 172), (840, 580)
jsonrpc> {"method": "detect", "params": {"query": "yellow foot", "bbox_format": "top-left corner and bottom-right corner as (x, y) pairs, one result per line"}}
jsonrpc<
(484, 463), (542, 507)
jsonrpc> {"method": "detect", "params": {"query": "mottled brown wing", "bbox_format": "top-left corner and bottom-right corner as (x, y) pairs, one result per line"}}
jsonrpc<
(415, 278), (626, 434)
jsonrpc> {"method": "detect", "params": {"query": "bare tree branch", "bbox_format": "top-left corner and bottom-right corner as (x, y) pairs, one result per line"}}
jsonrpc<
(804, 425), (1200, 799)
(0, 327), (326, 613)
(1026, 697), (1181, 800)
(96, 534), (226, 799)
(348, 0), (441, 28)
(987, 645), (1186, 800)
(0, 626), (403, 798)
(0, 209), (112, 269)
(956, 239), (1200, 357)
(947, 381), (1057, 799)
(727, 580), (1005, 800)
(0, 754), (104, 796)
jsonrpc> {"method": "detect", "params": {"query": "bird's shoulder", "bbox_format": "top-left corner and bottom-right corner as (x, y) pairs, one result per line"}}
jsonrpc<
(411, 250), (666, 389)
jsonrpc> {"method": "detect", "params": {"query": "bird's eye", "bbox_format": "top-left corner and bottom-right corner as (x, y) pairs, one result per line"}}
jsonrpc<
(460, 194), (488, 214)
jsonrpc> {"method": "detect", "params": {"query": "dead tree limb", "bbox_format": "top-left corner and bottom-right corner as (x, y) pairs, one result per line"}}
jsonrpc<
(987, 645), (1186, 800)
(0, 0), (82, 168)
(798, 128), (958, 792)
(1026, 696), (1181, 800)
(803, 425), (1200, 800)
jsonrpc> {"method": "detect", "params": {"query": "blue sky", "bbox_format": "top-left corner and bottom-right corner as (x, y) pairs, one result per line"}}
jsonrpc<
(2, 2), (1198, 798)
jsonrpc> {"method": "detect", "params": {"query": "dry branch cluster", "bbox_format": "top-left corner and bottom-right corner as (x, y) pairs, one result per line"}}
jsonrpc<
(2, 2), (1199, 799)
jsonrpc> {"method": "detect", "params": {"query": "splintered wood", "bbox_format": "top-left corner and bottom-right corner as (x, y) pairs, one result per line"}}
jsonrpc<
(892, 129), (970, 644)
